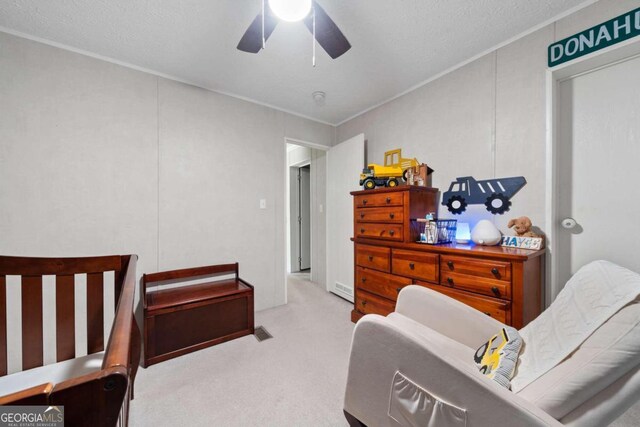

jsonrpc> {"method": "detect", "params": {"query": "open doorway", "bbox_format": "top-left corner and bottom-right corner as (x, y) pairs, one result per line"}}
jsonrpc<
(285, 141), (327, 286)
(289, 160), (311, 273)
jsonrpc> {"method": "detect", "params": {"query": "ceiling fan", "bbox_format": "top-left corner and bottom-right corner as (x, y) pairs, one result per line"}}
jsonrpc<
(237, 0), (351, 63)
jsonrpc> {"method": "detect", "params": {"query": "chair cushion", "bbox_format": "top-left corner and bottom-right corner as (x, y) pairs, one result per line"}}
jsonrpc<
(474, 327), (522, 389)
(0, 352), (104, 397)
(386, 313), (475, 366)
(516, 299), (640, 419)
(512, 261), (640, 392)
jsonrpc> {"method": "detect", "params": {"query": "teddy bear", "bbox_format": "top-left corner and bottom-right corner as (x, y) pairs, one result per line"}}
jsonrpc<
(507, 216), (540, 238)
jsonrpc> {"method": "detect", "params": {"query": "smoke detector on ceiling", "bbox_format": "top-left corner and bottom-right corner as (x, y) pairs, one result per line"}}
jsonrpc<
(312, 91), (326, 106)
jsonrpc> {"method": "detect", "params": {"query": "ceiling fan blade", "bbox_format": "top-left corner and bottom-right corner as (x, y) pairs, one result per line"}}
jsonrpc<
(237, 11), (279, 53)
(304, 1), (351, 59)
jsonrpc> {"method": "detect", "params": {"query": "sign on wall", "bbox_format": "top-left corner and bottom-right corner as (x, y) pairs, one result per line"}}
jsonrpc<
(548, 7), (640, 67)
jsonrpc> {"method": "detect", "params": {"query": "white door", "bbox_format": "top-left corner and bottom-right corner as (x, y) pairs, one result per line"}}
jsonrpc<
(555, 54), (640, 292)
(289, 166), (300, 272)
(299, 166), (311, 270)
(326, 134), (365, 301)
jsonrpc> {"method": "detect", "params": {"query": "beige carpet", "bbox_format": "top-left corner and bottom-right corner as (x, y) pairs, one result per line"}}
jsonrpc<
(130, 275), (354, 426)
(130, 275), (640, 426)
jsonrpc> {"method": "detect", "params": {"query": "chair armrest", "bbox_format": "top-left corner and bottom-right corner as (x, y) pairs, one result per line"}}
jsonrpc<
(395, 285), (506, 348)
(344, 315), (561, 427)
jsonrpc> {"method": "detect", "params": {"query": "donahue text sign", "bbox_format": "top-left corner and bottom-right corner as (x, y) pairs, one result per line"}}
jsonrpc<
(548, 7), (640, 67)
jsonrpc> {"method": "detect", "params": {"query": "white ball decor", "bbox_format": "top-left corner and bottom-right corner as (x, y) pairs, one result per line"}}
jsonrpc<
(471, 220), (502, 246)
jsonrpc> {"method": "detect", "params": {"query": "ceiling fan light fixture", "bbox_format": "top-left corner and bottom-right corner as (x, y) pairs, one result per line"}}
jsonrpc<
(268, 0), (312, 22)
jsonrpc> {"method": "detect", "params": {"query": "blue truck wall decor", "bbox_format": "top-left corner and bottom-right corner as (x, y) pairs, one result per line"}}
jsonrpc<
(442, 176), (527, 215)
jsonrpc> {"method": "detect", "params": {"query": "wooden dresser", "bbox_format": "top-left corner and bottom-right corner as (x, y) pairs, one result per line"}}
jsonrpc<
(351, 186), (545, 328)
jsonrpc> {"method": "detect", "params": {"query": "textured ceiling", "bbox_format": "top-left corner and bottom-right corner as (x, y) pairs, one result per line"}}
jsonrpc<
(0, 0), (592, 124)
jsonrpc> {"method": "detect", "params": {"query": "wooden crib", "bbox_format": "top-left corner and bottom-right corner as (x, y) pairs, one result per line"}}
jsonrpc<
(0, 254), (140, 426)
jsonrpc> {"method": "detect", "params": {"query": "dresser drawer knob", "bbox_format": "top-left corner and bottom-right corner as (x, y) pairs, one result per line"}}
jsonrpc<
(361, 277), (366, 283)
(491, 286), (500, 297)
(389, 230), (395, 236)
(368, 255), (374, 262)
(363, 199), (368, 205)
(484, 312), (492, 317)
(361, 300), (367, 306)
(447, 277), (454, 286)
(447, 261), (454, 269)
(389, 213), (395, 219)
(409, 262), (415, 270)
(396, 287), (402, 293)
(386, 197), (391, 204)
(491, 267), (499, 276)
(360, 213), (365, 218)
(360, 228), (365, 234)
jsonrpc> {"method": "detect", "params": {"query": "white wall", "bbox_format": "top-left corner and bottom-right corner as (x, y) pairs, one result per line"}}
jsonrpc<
(0, 32), (159, 278)
(287, 145), (312, 167)
(336, 0), (639, 235)
(309, 149), (327, 287)
(0, 32), (334, 314)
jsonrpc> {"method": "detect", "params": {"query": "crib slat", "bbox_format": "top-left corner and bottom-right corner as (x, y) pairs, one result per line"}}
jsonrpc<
(115, 264), (126, 309)
(56, 274), (75, 362)
(87, 272), (104, 354)
(22, 275), (44, 370)
(0, 275), (6, 376)
(0, 256), (121, 276)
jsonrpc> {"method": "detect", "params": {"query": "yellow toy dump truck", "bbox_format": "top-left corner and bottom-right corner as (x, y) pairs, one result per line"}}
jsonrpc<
(359, 149), (419, 189)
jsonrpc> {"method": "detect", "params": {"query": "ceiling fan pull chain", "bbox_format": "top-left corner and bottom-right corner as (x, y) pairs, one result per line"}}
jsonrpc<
(312, 6), (316, 67)
(261, 0), (265, 49)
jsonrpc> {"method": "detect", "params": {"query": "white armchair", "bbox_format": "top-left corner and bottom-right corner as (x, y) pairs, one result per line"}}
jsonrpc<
(344, 284), (640, 427)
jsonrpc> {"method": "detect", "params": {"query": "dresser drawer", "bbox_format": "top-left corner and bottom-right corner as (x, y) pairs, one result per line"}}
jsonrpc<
(354, 192), (403, 208)
(439, 273), (511, 300)
(356, 244), (391, 272)
(356, 267), (412, 301)
(441, 255), (511, 282)
(418, 282), (510, 324)
(392, 249), (438, 282)
(356, 223), (403, 241)
(356, 290), (395, 317)
(355, 206), (404, 223)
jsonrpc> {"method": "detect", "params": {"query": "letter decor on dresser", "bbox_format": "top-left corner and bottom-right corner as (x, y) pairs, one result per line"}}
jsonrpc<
(351, 186), (545, 328)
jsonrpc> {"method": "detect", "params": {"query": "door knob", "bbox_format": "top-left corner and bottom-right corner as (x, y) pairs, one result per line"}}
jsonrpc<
(561, 218), (577, 229)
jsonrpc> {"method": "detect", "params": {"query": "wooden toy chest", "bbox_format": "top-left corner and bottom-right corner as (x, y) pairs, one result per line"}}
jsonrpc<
(143, 263), (254, 367)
